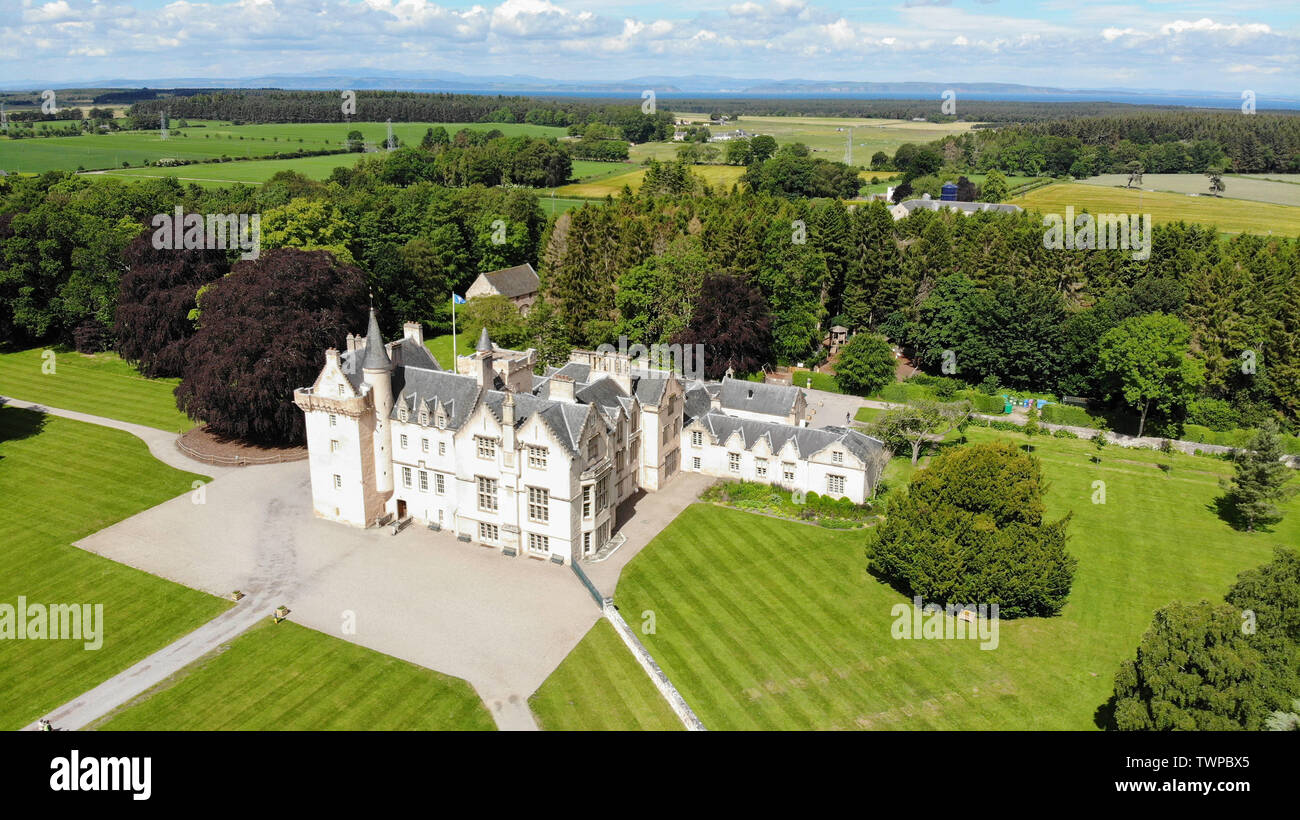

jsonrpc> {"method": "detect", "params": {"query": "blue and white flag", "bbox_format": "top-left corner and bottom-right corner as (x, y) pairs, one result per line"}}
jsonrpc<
(452, 293), (466, 304)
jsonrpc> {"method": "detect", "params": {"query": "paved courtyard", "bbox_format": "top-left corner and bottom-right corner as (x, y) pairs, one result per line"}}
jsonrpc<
(73, 458), (601, 729)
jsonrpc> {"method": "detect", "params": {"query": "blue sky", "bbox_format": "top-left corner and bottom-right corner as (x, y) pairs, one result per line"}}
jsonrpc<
(1, 0), (1296, 93)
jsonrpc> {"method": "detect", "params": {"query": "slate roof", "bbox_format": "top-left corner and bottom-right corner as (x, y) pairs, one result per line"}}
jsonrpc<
(696, 411), (886, 462)
(392, 369), (482, 430)
(389, 337), (440, 371)
(718, 377), (800, 417)
(683, 383), (712, 423)
(481, 389), (592, 454)
(631, 372), (670, 407)
(477, 263), (540, 299)
(361, 309), (391, 370)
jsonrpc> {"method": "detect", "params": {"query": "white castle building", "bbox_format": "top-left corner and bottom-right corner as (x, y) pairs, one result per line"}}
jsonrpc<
(294, 311), (888, 565)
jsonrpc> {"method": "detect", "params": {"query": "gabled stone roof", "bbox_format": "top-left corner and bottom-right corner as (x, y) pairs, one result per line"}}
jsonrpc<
(718, 376), (799, 417)
(696, 411), (886, 462)
(478, 263), (540, 299)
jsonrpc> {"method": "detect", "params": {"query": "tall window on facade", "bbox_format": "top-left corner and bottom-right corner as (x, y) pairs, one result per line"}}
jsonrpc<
(582, 486), (591, 518)
(476, 437), (497, 459)
(827, 474), (845, 494)
(692, 456), (701, 470)
(528, 446), (548, 469)
(400, 434), (408, 449)
(755, 458), (768, 477)
(330, 439), (341, 453)
(329, 414), (337, 427)
(421, 438), (429, 453)
(528, 487), (549, 522)
(418, 470), (429, 492)
(587, 437), (598, 462)
(402, 466), (412, 488)
(438, 441), (446, 456)
(333, 474), (342, 489)
(595, 476), (608, 512)
(692, 430), (703, 447)
(729, 452), (741, 473)
(527, 533), (549, 555)
(477, 476), (498, 511)
(435, 473), (446, 494)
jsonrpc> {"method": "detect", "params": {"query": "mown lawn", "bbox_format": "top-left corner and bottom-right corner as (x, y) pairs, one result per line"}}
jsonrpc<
(0, 407), (229, 730)
(95, 620), (495, 731)
(0, 346), (194, 431)
(577, 427), (1298, 730)
(424, 329), (476, 371)
(529, 618), (682, 731)
(1013, 181), (1300, 235)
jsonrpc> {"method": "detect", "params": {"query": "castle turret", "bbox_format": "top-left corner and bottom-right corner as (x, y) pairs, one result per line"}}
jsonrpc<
(361, 307), (394, 497)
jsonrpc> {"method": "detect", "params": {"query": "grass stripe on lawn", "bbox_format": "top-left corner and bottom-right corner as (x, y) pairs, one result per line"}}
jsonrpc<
(95, 620), (494, 730)
(0, 407), (227, 730)
(0, 346), (194, 431)
(529, 618), (682, 731)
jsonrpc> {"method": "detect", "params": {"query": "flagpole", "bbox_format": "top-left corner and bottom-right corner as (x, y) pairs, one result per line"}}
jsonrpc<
(452, 294), (457, 367)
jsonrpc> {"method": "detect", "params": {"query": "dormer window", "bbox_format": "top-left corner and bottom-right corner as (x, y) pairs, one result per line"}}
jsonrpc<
(832, 450), (843, 463)
(436, 411), (446, 428)
(337, 384), (346, 397)
(398, 408), (408, 422)
(418, 412), (428, 426)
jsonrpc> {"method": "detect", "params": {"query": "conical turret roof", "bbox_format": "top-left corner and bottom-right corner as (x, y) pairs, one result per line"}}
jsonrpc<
(361, 308), (391, 370)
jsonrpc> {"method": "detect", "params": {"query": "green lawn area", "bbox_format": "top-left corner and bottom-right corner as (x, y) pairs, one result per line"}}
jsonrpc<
(1013, 181), (1300, 236)
(529, 619), (683, 731)
(95, 620), (494, 730)
(854, 406), (883, 424)
(0, 346), (193, 431)
(565, 427), (1299, 730)
(424, 329), (476, 370)
(0, 407), (229, 730)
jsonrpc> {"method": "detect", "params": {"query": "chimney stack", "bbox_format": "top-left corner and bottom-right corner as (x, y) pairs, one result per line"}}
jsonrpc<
(326, 348), (341, 368)
(475, 351), (495, 388)
(403, 321), (423, 347)
(550, 374), (575, 404)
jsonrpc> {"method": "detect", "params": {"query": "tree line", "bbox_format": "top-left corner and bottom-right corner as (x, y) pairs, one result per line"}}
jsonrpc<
(127, 90), (675, 139)
(926, 111), (1300, 175)
(2, 165), (1297, 441)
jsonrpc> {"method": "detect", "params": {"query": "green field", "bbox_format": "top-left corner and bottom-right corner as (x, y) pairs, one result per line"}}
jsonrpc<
(0, 346), (193, 431)
(0, 407), (229, 730)
(638, 114), (980, 166)
(95, 620), (494, 730)
(1, 120), (568, 174)
(1013, 181), (1300, 235)
(96, 153), (366, 185)
(558, 427), (1299, 730)
(529, 619), (683, 731)
(1081, 173), (1300, 207)
(553, 164), (747, 198)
